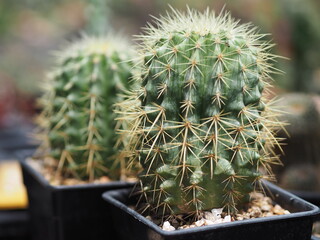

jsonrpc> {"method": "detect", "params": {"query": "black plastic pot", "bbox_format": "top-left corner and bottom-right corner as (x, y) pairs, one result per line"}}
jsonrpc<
(286, 190), (320, 224)
(17, 149), (135, 240)
(289, 190), (320, 207)
(0, 209), (30, 240)
(102, 181), (320, 240)
(0, 126), (38, 152)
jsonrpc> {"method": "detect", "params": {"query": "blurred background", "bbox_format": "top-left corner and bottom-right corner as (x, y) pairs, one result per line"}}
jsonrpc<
(1, 0), (320, 128)
(0, 0), (320, 234)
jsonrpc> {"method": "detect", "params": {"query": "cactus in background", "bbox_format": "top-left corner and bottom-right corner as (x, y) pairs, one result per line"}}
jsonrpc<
(118, 8), (284, 218)
(275, 93), (320, 167)
(277, 93), (320, 136)
(280, 163), (320, 192)
(274, 93), (320, 188)
(85, 0), (111, 36)
(37, 36), (134, 182)
(280, 0), (320, 93)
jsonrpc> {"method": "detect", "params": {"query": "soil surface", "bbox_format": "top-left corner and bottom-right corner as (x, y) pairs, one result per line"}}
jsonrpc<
(26, 157), (136, 185)
(139, 192), (291, 231)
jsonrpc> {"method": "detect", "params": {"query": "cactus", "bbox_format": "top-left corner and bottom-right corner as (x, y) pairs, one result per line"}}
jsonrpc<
(274, 93), (320, 187)
(36, 36), (134, 182)
(278, 93), (320, 136)
(118, 8), (284, 218)
(280, 163), (320, 192)
(275, 93), (320, 167)
(85, 0), (111, 36)
(280, 0), (320, 93)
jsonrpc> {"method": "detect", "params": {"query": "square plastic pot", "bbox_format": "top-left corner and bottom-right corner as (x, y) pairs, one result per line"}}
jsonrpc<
(287, 190), (320, 223)
(102, 181), (320, 240)
(0, 209), (30, 240)
(290, 190), (320, 207)
(17, 149), (135, 240)
(0, 126), (38, 152)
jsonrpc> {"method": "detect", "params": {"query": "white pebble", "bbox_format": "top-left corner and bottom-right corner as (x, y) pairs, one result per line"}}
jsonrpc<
(195, 219), (206, 227)
(204, 211), (216, 221)
(204, 219), (215, 225)
(204, 208), (223, 221)
(162, 221), (175, 231)
(223, 215), (231, 223)
(211, 208), (223, 218)
(214, 218), (223, 224)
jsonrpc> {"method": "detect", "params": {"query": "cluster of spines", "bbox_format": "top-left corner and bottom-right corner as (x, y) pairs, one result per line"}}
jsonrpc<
(117, 8), (285, 219)
(36, 36), (133, 182)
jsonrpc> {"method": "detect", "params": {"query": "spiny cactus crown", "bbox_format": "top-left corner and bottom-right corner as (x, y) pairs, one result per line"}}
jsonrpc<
(37, 36), (133, 182)
(117, 8), (284, 218)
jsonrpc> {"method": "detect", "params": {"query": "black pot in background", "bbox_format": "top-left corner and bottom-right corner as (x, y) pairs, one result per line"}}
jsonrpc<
(0, 126), (37, 152)
(17, 149), (135, 240)
(0, 209), (30, 240)
(0, 150), (31, 240)
(102, 181), (320, 240)
(290, 190), (320, 209)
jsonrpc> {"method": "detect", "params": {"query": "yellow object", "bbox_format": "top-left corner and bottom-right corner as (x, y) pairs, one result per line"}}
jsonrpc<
(0, 161), (28, 209)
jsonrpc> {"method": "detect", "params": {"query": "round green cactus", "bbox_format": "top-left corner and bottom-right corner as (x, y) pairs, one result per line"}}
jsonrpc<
(37, 36), (134, 182)
(118, 8), (284, 217)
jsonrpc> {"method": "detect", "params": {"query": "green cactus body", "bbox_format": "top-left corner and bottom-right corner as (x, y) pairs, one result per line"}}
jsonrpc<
(38, 36), (133, 181)
(120, 9), (283, 217)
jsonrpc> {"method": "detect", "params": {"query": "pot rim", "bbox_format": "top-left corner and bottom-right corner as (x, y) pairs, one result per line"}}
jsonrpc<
(102, 180), (320, 236)
(16, 148), (135, 191)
